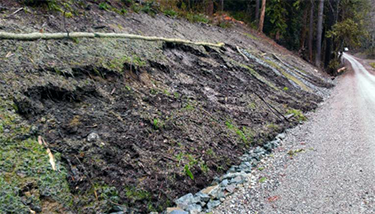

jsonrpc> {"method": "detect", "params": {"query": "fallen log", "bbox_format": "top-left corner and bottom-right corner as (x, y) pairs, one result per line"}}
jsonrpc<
(236, 46), (249, 61)
(0, 31), (224, 47)
(337, 67), (346, 73)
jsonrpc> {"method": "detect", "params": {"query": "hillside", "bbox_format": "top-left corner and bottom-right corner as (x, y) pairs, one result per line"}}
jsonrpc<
(0, 1), (333, 213)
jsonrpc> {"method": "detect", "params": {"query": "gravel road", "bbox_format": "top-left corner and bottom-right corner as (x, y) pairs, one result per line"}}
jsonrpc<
(213, 54), (375, 214)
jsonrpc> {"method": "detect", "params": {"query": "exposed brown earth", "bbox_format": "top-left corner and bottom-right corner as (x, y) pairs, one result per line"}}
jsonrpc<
(0, 1), (333, 213)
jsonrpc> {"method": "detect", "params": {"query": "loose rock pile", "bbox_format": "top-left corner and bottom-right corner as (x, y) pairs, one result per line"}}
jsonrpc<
(167, 133), (286, 213)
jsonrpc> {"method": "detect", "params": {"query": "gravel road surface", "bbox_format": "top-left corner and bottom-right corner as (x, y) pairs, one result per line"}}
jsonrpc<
(213, 53), (375, 214)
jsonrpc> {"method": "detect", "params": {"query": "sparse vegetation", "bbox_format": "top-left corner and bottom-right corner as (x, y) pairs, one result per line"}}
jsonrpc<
(259, 177), (267, 183)
(174, 92), (180, 99)
(0, 101), (73, 212)
(141, 1), (157, 16)
(206, 148), (215, 157)
(218, 21), (232, 29)
(125, 186), (152, 202)
(131, 3), (141, 13)
(225, 120), (253, 146)
(0, 0), (334, 212)
(175, 152), (202, 180)
(287, 148), (305, 157)
(163, 9), (177, 17)
(153, 118), (164, 130)
(99, 2), (111, 11)
(287, 109), (307, 122)
(247, 102), (257, 110)
(186, 13), (210, 23)
(370, 62), (375, 69)
(267, 123), (279, 130)
(101, 55), (146, 73)
(184, 164), (194, 180)
(244, 33), (258, 40)
(183, 103), (195, 111)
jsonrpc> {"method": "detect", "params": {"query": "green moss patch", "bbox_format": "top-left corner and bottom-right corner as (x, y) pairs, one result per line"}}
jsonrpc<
(0, 98), (73, 213)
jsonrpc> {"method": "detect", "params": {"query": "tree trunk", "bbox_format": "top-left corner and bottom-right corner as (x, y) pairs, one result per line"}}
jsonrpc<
(315, 0), (325, 67)
(246, 1), (252, 18)
(220, 0), (224, 11)
(324, 0), (338, 68)
(299, 6), (309, 56)
(258, 0), (266, 32)
(308, 0), (314, 62)
(206, 0), (214, 16)
(255, 0), (260, 20)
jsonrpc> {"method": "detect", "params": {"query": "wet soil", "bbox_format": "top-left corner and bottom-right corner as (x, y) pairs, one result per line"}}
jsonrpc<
(0, 1), (333, 213)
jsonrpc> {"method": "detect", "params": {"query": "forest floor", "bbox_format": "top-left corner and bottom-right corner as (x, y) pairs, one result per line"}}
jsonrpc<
(213, 53), (375, 213)
(0, 1), (333, 213)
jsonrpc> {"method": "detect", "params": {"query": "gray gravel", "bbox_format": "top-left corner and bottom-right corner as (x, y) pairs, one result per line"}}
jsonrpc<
(213, 54), (375, 214)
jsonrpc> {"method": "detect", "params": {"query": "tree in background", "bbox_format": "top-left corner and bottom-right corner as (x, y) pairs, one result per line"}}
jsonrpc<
(315, 0), (325, 67)
(266, 0), (288, 40)
(327, 20), (363, 54)
(219, 0), (224, 11)
(359, 0), (375, 57)
(324, 0), (369, 71)
(160, 0), (372, 71)
(308, 0), (314, 62)
(255, 0), (260, 21)
(258, 0), (266, 32)
(206, 0), (214, 16)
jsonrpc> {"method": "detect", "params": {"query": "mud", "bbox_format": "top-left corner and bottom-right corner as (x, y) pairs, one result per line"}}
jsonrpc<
(0, 1), (333, 213)
(7, 43), (324, 213)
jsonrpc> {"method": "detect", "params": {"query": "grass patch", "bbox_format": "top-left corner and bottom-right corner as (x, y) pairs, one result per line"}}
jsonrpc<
(0, 98), (73, 212)
(152, 118), (165, 130)
(206, 149), (215, 157)
(225, 120), (253, 147)
(247, 102), (256, 110)
(125, 186), (151, 202)
(183, 103), (195, 111)
(163, 9), (177, 17)
(287, 109), (307, 122)
(99, 2), (111, 10)
(267, 123), (279, 131)
(182, 99), (196, 111)
(259, 177), (267, 183)
(175, 152), (206, 179)
(244, 33), (258, 40)
(100, 55), (146, 73)
(287, 148), (305, 157)
(370, 62), (375, 69)
(0, 138), (73, 212)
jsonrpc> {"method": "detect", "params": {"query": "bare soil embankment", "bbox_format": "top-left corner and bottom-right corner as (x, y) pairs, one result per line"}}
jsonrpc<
(0, 1), (333, 213)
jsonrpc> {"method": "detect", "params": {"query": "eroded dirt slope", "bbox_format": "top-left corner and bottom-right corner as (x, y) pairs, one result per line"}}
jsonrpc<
(0, 2), (333, 213)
